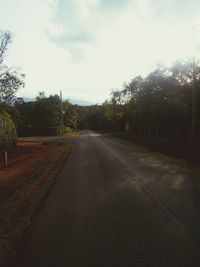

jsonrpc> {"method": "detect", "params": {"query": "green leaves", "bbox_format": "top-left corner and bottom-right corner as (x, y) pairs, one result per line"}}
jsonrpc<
(0, 31), (25, 106)
(0, 72), (25, 105)
(0, 111), (17, 148)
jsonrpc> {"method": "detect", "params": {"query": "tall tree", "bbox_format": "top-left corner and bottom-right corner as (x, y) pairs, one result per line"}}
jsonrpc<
(0, 31), (24, 107)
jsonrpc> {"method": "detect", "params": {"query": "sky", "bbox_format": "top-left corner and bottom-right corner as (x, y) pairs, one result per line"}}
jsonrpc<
(1, 0), (200, 103)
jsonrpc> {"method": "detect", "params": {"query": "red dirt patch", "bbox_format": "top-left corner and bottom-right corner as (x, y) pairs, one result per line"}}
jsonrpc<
(0, 141), (48, 179)
(0, 139), (72, 266)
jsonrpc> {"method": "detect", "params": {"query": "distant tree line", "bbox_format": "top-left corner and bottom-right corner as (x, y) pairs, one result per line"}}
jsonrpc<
(11, 92), (90, 136)
(88, 61), (200, 146)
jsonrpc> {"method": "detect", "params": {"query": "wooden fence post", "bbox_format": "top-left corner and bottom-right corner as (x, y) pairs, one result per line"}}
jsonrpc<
(4, 151), (8, 167)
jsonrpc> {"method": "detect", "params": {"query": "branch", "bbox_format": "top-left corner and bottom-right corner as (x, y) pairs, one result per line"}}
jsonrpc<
(0, 31), (12, 64)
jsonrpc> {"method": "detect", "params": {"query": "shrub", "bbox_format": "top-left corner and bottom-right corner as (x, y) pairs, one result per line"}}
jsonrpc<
(64, 127), (73, 134)
(0, 111), (17, 149)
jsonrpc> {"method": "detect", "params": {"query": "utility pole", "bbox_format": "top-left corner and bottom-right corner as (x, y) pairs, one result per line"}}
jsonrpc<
(191, 26), (196, 143)
(60, 90), (64, 126)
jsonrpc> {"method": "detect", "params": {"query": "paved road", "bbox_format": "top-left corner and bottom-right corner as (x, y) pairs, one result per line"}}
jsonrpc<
(10, 131), (200, 266)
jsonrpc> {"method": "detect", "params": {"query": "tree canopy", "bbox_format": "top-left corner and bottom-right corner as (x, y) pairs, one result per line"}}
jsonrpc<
(87, 59), (200, 143)
(0, 31), (24, 108)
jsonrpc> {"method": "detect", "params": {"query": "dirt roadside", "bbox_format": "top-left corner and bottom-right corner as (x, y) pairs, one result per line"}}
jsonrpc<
(0, 137), (73, 266)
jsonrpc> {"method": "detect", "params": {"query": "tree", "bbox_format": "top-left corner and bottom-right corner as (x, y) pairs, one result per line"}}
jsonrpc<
(0, 31), (11, 64)
(63, 102), (79, 130)
(0, 31), (25, 107)
(0, 110), (17, 148)
(13, 93), (66, 136)
(33, 93), (62, 128)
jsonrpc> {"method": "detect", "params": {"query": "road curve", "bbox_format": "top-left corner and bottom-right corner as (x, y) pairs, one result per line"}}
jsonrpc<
(9, 131), (200, 267)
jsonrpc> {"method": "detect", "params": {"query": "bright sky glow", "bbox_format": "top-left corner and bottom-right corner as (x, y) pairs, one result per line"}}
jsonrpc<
(1, 0), (200, 103)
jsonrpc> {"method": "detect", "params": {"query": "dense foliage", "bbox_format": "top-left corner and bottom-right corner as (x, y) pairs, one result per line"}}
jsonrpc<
(11, 93), (64, 136)
(12, 93), (86, 136)
(88, 60), (200, 144)
(0, 32), (24, 107)
(0, 31), (24, 147)
(0, 111), (17, 148)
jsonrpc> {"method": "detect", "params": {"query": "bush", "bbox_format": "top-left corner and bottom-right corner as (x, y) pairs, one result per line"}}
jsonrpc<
(0, 111), (17, 149)
(56, 125), (73, 136)
(64, 127), (73, 134)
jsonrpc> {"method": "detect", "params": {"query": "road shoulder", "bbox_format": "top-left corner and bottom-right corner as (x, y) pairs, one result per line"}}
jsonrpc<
(0, 138), (72, 266)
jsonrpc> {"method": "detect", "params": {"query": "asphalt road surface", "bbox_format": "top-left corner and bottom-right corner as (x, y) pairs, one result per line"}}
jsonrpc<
(10, 131), (200, 267)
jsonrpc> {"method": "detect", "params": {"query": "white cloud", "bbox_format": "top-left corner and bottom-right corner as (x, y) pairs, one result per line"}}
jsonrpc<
(136, 0), (200, 22)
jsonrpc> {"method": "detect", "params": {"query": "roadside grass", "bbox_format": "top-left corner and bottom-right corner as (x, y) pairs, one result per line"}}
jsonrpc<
(65, 131), (80, 137)
(0, 139), (72, 266)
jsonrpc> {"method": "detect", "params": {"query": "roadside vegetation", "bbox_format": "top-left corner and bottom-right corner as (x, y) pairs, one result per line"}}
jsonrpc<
(87, 61), (200, 138)
(11, 92), (86, 137)
(0, 111), (17, 147)
(86, 61), (200, 164)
